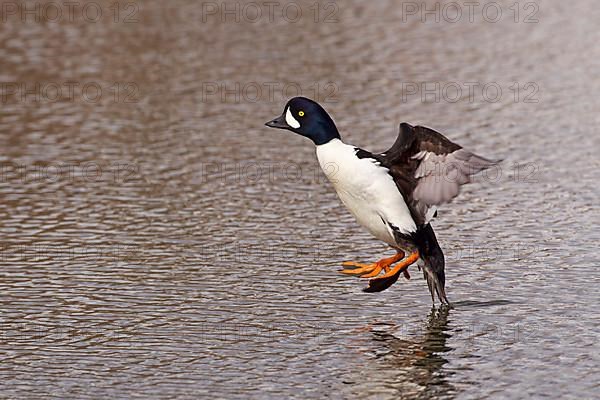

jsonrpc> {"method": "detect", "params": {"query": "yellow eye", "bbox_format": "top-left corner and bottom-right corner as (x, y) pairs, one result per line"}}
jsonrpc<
(298, 111), (305, 117)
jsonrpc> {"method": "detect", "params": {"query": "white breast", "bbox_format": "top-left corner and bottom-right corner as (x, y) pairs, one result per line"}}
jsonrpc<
(315, 139), (417, 247)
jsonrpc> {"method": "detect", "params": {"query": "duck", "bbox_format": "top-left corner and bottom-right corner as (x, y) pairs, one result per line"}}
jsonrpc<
(265, 97), (498, 305)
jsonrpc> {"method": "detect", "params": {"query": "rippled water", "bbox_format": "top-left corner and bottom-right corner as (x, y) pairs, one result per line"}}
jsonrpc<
(1, 0), (599, 398)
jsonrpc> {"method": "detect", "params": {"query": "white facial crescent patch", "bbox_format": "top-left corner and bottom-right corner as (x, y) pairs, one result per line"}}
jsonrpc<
(285, 107), (300, 129)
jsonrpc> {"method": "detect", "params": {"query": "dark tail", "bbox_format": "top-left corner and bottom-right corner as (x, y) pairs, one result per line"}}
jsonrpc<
(362, 269), (402, 293)
(413, 224), (450, 305)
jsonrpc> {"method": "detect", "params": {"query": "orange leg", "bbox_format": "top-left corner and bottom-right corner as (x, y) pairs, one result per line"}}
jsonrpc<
(369, 251), (420, 281)
(340, 251), (405, 278)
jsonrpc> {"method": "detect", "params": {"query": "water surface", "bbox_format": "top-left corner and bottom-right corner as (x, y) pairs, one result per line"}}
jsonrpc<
(0, 1), (599, 398)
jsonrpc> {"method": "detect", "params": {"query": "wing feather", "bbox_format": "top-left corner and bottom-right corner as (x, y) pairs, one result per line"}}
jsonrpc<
(413, 149), (497, 206)
(380, 123), (499, 222)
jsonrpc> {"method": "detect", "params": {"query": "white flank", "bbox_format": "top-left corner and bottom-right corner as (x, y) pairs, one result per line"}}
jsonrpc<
(315, 139), (417, 248)
(285, 107), (300, 128)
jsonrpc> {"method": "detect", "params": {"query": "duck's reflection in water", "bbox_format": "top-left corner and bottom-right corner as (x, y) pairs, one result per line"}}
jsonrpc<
(345, 307), (456, 399)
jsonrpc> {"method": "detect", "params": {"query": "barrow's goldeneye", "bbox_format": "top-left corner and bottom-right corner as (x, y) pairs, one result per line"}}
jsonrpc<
(266, 97), (498, 305)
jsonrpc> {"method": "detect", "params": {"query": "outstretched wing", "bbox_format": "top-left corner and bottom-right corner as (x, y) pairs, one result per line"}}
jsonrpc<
(381, 123), (499, 224)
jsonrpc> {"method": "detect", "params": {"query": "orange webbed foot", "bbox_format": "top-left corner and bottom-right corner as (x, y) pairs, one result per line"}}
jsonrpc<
(340, 252), (404, 279)
(364, 251), (420, 292)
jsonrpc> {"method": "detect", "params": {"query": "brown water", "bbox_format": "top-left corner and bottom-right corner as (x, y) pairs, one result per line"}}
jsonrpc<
(1, 0), (599, 398)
